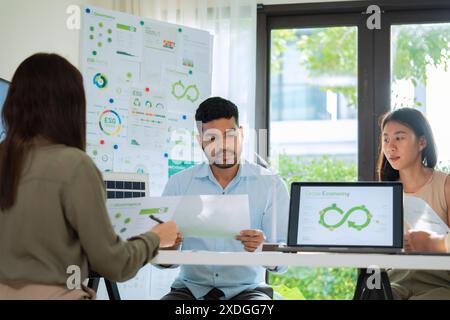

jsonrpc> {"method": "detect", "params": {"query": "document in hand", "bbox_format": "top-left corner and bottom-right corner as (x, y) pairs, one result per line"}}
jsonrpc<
(403, 195), (450, 235)
(107, 194), (251, 239)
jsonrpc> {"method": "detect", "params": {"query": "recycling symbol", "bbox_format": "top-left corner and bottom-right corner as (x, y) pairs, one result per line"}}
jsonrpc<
(171, 81), (200, 102)
(318, 203), (372, 231)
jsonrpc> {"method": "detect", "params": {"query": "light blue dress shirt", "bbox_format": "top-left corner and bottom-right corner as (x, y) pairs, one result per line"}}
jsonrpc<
(161, 160), (290, 299)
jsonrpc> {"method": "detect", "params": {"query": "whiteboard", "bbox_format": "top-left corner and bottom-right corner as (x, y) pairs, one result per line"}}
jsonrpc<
(80, 6), (213, 300)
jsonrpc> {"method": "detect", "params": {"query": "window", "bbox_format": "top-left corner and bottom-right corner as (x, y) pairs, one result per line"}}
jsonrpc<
(391, 22), (450, 169)
(270, 27), (358, 174)
(256, 0), (450, 300)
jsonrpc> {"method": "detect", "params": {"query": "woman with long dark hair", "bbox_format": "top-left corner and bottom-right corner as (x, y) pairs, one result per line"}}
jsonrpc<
(377, 107), (450, 299)
(0, 53), (178, 299)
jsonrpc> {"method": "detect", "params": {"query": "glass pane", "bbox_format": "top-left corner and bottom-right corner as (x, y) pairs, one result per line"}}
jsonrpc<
(391, 23), (450, 171)
(269, 27), (358, 180)
(268, 27), (358, 300)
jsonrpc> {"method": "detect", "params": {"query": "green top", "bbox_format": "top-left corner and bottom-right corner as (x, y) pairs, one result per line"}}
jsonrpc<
(0, 141), (160, 285)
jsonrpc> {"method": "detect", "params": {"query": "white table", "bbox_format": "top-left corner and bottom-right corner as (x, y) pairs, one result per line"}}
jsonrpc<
(151, 251), (450, 300)
(151, 251), (450, 271)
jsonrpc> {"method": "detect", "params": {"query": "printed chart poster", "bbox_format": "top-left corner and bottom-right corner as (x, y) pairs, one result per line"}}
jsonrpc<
(81, 6), (212, 185)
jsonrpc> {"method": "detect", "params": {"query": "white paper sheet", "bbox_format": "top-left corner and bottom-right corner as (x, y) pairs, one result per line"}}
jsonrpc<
(107, 195), (251, 239)
(172, 194), (251, 238)
(403, 195), (450, 235)
(107, 198), (162, 240)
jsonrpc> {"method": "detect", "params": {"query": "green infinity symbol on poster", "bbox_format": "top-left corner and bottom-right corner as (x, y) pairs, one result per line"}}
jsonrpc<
(171, 81), (200, 102)
(318, 203), (372, 231)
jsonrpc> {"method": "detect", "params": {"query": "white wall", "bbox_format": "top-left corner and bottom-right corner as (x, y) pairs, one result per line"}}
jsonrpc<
(0, 0), (114, 81)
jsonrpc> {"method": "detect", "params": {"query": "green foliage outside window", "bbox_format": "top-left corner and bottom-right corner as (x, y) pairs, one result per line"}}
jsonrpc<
(272, 25), (450, 109)
(269, 154), (358, 300)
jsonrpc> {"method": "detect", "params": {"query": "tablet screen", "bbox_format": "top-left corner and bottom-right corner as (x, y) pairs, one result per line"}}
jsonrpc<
(292, 184), (402, 248)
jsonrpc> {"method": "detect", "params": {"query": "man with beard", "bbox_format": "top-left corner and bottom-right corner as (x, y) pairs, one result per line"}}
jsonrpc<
(158, 97), (289, 300)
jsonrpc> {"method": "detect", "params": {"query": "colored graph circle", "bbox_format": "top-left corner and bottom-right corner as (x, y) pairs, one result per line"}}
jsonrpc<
(99, 110), (123, 136)
(93, 73), (108, 89)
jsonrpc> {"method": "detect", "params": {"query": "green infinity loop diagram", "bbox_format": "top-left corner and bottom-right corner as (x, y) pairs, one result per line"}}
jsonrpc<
(171, 81), (200, 102)
(318, 203), (372, 231)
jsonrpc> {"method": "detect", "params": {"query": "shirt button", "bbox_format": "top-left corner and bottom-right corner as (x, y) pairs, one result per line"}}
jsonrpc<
(215, 273), (219, 277)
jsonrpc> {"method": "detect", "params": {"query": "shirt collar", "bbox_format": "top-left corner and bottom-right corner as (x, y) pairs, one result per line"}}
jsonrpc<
(194, 160), (255, 179)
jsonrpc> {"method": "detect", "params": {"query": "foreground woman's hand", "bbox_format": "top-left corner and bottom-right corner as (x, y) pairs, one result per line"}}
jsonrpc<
(150, 220), (179, 248)
(159, 232), (184, 250)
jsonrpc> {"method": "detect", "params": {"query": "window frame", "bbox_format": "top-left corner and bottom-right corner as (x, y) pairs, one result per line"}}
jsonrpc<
(256, 0), (450, 181)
